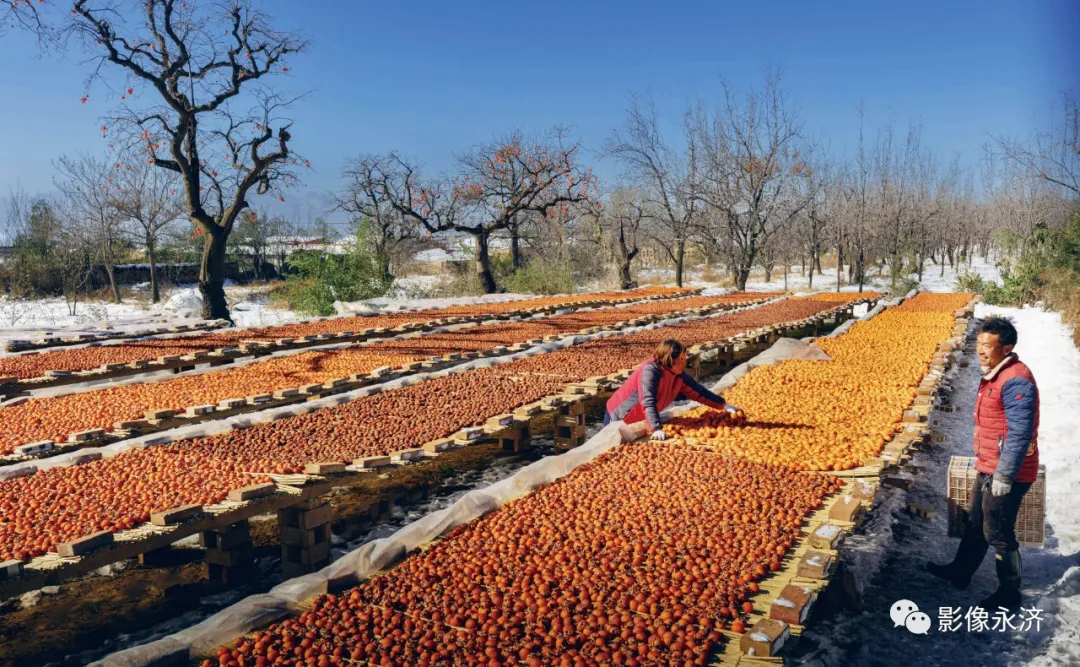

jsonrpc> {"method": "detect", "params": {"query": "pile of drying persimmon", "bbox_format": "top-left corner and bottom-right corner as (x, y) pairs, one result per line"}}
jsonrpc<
(0, 294), (820, 560)
(664, 292), (971, 471)
(0, 288), (691, 380)
(803, 291), (882, 302)
(206, 441), (838, 667)
(0, 446), (271, 562)
(0, 365), (567, 560)
(496, 296), (846, 384)
(0, 295), (756, 455)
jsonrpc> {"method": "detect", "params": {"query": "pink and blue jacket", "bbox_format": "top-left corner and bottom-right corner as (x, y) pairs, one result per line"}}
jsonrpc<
(606, 359), (727, 431)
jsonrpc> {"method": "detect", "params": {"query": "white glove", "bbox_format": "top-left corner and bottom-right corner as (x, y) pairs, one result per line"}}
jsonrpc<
(649, 430), (668, 441)
(724, 404), (741, 414)
(991, 477), (1012, 497)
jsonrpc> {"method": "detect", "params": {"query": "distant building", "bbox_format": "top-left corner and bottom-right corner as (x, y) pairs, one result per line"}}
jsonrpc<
(410, 232), (512, 272)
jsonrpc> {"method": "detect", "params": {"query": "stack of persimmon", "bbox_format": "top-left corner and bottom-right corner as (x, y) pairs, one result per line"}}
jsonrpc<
(0, 295), (826, 561)
(0, 287), (695, 380)
(0, 446), (271, 562)
(803, 291), (882, 302)
(205, 442), (838, 667)
(663, 292), (972, 471)
(497, 296), (851, 383)
(0, 294), (764, 455)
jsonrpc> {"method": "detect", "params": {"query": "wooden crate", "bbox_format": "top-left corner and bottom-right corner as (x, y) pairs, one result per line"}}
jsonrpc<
(946, 456), (1045, 547)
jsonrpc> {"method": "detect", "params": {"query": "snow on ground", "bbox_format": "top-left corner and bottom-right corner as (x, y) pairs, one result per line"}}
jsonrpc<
(790, 304), (1080, 667)
(0, 281), (300, 332)
(383, 274), (442, 300)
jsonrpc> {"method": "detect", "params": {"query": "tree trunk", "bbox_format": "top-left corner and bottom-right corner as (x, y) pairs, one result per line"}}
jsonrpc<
(147, 238), (160, 304)
(376, 244), (393, 286)
(783, 263), (788, 291)
(856, 248), (866, 293)
(199, 229), (231, 321)
(674, 239), (686, 288)
(736, 265), (751, 291)
(510, 226), (522, 271)
(105, 263), (121, 304)
(808, 262), (814, 290)
(836, 244), (843, 292)
(473, 232), (498, 294)
(617, 229), (638, 290)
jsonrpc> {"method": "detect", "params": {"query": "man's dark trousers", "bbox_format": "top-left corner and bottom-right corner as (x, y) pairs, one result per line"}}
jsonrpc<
(954, 471), (1031, 580)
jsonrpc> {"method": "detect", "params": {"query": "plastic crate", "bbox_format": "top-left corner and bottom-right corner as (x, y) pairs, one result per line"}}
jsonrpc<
(946, 456), (1045, 547)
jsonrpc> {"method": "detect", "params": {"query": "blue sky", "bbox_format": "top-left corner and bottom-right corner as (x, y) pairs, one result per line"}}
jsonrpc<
(1, 0), (1077, 226)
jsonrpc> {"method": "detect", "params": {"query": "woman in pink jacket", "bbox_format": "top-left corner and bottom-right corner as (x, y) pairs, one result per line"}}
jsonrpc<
(604, 339), (739, 438)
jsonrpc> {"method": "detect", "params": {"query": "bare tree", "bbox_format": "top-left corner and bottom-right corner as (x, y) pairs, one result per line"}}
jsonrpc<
(337, 155), (419, 284)
(993, 92), (1080, 198)
(54, 153), (126, 303)
(600, 187), (648, 289)
(835, 106), (876, 291)
(4, 185), (35, 245)
(694, 71), (817, 290)
(24, 0), (311, 320)
(802, 157), (839, 290)
(228, 209), (284, 280)
(605, 95), (701, 287)
(52, 197), (97, 315)
(370, 129), (595, 293)
(112, 158), (183, 303)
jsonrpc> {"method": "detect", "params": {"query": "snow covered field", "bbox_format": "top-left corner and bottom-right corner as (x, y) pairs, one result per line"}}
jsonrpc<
(791, 304), (1080, 667)
(0, 281), (300, 332)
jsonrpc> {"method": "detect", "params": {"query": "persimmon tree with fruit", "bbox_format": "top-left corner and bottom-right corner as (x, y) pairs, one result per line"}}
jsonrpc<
(21, 0), (309, 320)
(1, 0), (45, 39)
(366, 130), (596, 293)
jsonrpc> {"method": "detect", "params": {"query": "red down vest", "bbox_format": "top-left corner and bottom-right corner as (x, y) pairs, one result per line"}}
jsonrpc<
(973, 354), (1040, 483)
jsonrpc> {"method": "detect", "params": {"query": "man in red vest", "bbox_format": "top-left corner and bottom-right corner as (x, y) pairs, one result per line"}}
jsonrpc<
(927, 317), (1039, 610)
